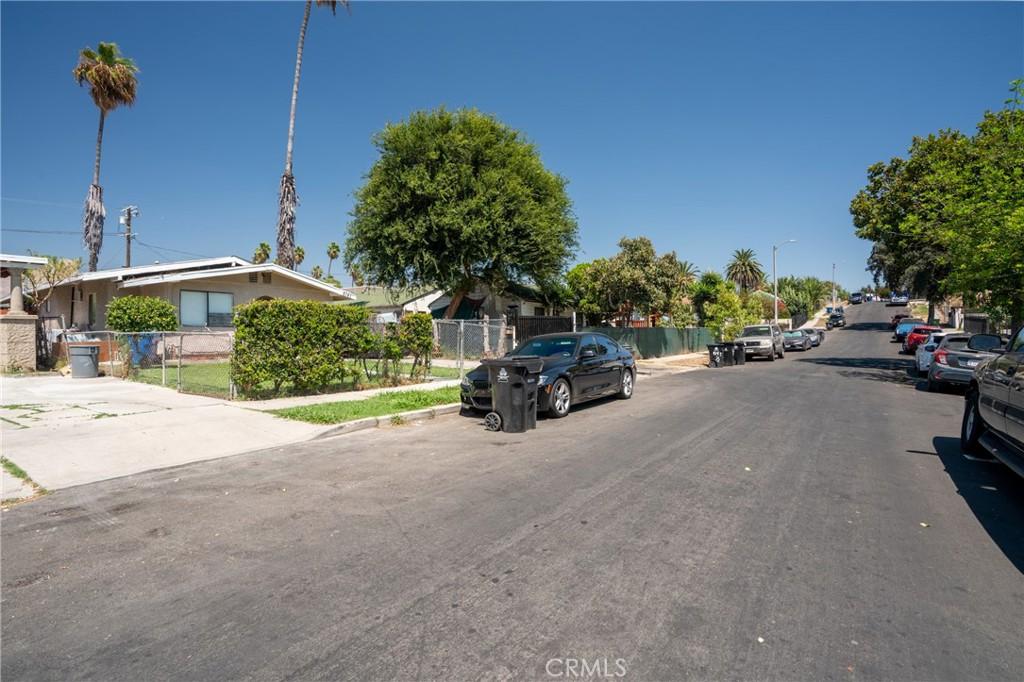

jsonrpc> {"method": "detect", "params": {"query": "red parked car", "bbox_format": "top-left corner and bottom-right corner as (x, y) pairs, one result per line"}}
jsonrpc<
(903, 325), (941, 353)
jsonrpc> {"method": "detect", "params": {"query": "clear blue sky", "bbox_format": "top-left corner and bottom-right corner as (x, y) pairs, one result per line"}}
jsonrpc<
(2, 1), (1021, 289)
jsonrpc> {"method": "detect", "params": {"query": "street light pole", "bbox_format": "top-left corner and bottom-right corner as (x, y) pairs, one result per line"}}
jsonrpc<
(772, 239), (796, 326)
(832, 262), (837, 310)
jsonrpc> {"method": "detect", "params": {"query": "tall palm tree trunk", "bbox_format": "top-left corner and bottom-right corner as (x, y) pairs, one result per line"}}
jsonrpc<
(327, 256), (334, 277)
(276, 0), (312, 271)
(83, 109), (107, 272)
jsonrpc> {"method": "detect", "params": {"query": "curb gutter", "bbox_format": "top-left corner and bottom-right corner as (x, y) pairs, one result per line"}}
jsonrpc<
(312, 403), (463, 440)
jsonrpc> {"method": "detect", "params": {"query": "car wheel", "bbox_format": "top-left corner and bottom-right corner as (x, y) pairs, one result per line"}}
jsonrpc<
(549, 378), (572, 418)
(769, 349), (776, 362)
(779, 346), (785, 359)
(617, 369), (634, 400)
(960, 388), (988, 456)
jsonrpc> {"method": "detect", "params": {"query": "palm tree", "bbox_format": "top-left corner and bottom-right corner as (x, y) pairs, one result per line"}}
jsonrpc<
(276, 0), (347, 270)
(252, 242), (271, 264)
(310, 265), (324, 280)
(678, 260), (699, 289)
(73, 43), (139, 272)
(725, 249), (765, 292)
(326, 241), (340, 276)
(294, 245), (305, 267)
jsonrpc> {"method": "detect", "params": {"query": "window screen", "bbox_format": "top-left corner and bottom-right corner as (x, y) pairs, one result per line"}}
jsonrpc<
(208, 293), (234, 326)
(180, 291), (234, 327)
(180, 291), (208, 326)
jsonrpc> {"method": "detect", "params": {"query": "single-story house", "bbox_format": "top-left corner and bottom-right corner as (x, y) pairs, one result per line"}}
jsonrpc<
(428, 282), (574, 320)
(339, 285), (444, 323)
(28, 256), (355, 331)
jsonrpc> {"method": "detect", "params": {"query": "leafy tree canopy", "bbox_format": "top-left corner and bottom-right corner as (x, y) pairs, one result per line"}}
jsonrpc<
(344, 107), (578, 316)
(851, 80), (1024, 327)
(565, 237), (690, 324)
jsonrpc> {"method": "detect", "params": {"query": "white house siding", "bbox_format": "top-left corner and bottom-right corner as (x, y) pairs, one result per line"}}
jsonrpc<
(45, 272), (338, 331)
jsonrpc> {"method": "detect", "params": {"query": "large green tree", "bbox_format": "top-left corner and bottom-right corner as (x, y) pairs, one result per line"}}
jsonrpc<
(73, 42), (139, 272)
(345, 107), (578, 317)
(565, 237), (689, 325)
(852, 80), (1024, 328)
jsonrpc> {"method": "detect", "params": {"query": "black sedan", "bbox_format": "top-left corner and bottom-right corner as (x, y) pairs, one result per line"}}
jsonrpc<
(461, 332), (636, 418)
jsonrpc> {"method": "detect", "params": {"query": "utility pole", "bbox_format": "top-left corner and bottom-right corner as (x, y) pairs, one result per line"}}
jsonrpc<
(120, 206), (139, 267)
(772, 239), (797, 326)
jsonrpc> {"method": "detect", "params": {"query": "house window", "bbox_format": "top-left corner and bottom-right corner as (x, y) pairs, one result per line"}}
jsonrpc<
(248, 273), (258, 283)
(534, 306), (545, 317)
(88, 293), (97, 327)
(180, 290), (234, 327)
(261, 272), (272, 284)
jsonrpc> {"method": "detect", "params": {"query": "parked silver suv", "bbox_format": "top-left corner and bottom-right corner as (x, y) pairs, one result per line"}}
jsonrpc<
(738, 324), (785, 361)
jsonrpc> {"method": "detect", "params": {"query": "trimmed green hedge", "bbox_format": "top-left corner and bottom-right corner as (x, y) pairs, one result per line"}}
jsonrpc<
(106, 295), (178, 332)
(230, 302), (436, 398)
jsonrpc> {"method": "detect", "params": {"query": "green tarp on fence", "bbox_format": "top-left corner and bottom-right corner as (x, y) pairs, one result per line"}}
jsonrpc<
(580, 326), (716, 359)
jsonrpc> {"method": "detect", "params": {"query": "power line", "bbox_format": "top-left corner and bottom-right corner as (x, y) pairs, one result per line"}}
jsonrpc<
(134, 239), (209, 259)
(2, 228), (126, 236)
(1, 197), (81, 210)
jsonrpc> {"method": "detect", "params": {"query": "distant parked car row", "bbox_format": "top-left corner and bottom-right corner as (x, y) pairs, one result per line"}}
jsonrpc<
(737, 324), (825, 360)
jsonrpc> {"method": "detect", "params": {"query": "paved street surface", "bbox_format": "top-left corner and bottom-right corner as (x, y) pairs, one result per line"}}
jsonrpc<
(3, 303), (1022, 680)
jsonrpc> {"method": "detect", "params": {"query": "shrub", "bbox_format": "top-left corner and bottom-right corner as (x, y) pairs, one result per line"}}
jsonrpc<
(232, 300), (373, 396)
(106, 296), (178, 332)
(398, 312), (434, 378)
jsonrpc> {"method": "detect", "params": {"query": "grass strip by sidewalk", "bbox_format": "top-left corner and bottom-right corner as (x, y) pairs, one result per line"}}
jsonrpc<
(1, 455), (45, 495)
(268, 386), (461, 425)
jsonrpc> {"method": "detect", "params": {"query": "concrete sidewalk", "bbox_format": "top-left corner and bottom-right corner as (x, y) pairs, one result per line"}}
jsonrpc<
(1, 375), (326, 491)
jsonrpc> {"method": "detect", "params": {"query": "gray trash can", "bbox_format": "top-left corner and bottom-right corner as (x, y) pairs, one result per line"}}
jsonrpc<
(69, 344), (100, 379)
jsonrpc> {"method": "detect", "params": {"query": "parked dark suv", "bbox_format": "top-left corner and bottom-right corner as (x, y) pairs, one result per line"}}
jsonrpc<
(961, 325), (1024, 479)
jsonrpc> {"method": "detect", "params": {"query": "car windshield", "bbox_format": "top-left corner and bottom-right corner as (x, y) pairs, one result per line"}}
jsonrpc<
(740, 326), (772, 337)
(510, 336), (578, 358)
(943, 337), (970, 350)
(783, 331), (802, 337)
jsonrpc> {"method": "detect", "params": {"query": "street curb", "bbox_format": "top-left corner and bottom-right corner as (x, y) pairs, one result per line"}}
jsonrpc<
(312, 403), (463, 440)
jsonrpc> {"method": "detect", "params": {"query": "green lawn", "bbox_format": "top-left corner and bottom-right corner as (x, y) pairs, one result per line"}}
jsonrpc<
(132, 361), (465, 399)
(269, 386), (462, 424)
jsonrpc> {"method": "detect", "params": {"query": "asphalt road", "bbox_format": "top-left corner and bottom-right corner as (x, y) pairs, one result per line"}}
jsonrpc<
(3, 303), (1023, 681)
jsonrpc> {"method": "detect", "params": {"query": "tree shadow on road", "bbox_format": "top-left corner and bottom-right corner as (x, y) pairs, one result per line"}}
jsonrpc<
(794, 356), (923, 388)
(841, 322), (892, 332)
(933, 436), (1024, 575)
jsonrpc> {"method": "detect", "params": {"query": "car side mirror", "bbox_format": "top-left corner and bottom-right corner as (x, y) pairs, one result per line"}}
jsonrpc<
(580, 349), (596, 359)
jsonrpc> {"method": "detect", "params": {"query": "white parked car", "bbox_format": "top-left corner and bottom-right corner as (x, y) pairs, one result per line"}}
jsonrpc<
(916, 331), (962, 375)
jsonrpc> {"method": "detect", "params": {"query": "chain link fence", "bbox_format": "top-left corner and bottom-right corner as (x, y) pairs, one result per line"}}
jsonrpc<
(57, 330), (236, 399)
(433, 319), (515, 379)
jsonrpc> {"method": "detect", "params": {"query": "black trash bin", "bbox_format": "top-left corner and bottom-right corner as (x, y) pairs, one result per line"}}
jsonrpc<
(707, 343), (731, 368)
(732, 342), (746, 365)
(480, 356), (544, 432)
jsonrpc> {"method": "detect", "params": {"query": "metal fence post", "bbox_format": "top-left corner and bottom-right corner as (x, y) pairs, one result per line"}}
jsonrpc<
(107, 332), (115, 377)
(458, 319), (465, 381)
(161, 333), (167, 386)
(177, 334), (183, 390)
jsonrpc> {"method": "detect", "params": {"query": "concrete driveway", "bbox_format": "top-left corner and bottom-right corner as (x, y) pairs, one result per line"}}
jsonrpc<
(1, 375), (324, 490)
